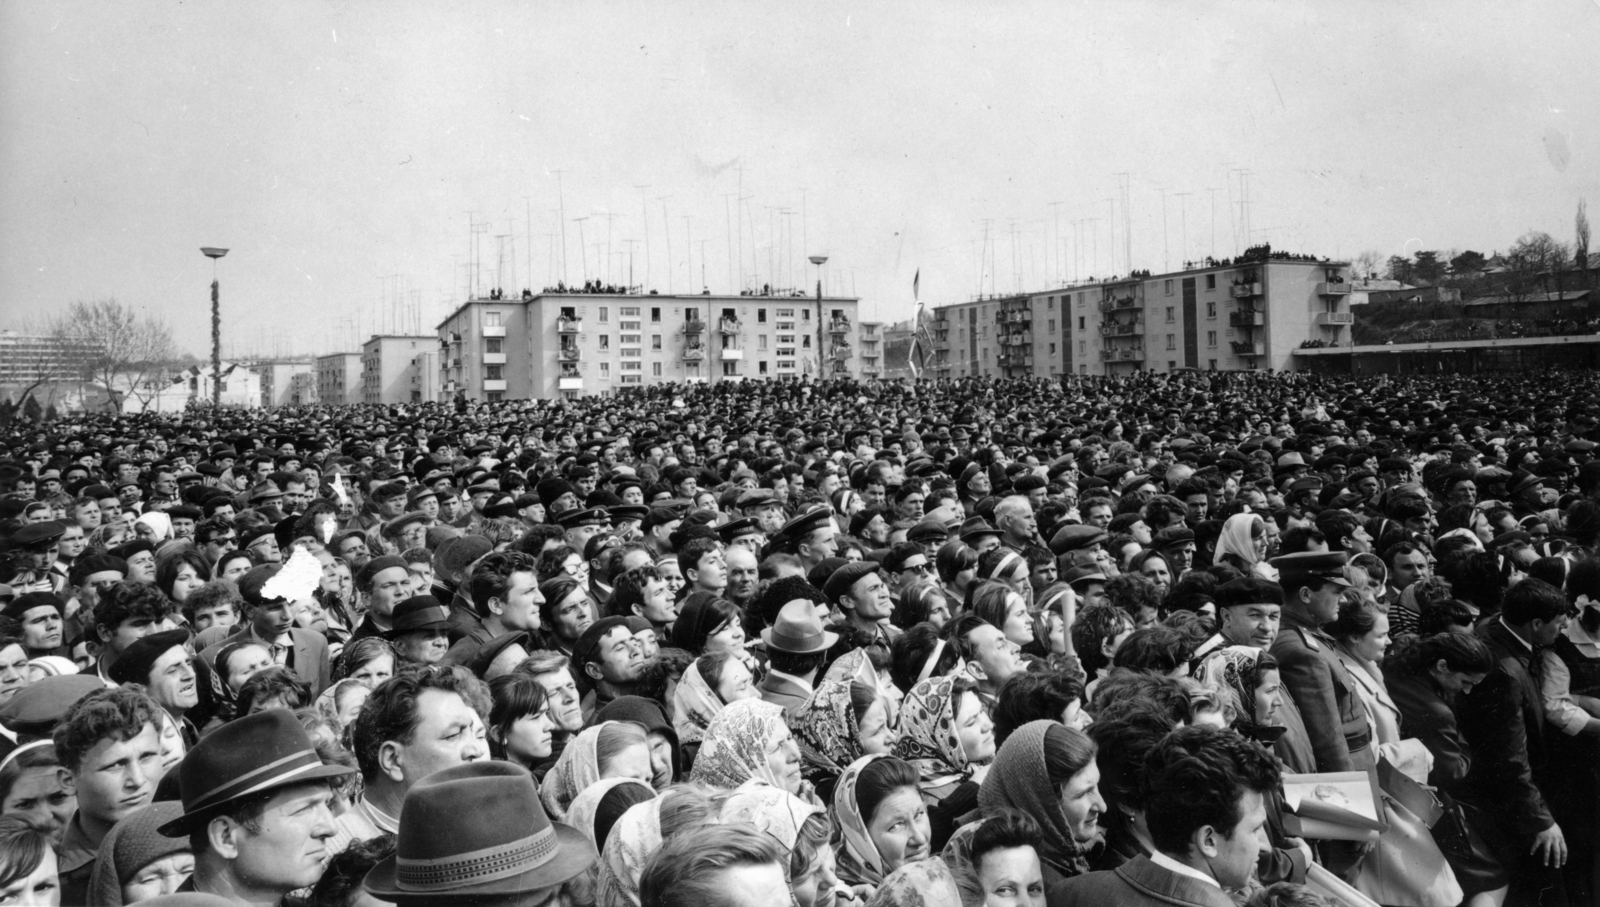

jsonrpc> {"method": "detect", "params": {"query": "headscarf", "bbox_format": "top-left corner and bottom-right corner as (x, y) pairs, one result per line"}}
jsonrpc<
(566, 778), (657, 852)
(134, 511), (173, 543)
(595, 695), (681, 782)
(672, 660), (724, 747)
(866, 856), (962, 907)
(1194, 645), (1284, 742)
(688, 698), (791, 791)
(791, 680), (867, 786)
(834, 754), (892, 886)
(1214, 512), (1264, 567)
(86, 801), (189, 906)
(891, 676), (973, 796)
(716, 782), (824, 865)
(822, 648), (876, 688)
(596, 793), (669, 907)
(978, 719), (1090, 878)
(540, 721), (613, 821)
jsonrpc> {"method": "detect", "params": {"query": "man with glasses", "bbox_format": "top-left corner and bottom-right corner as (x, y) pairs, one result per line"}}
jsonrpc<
(881, 542), (934, 606)
(195, 517), (237, 569)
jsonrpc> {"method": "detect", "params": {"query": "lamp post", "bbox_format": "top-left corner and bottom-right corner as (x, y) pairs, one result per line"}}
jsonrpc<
(809, 254), (828, 379)
(201, 247), (229, 407)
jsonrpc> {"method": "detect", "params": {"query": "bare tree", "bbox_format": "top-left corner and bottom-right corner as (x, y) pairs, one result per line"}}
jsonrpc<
(1504, 231), (1569, 302)
(51, 299), (178, 412)
(1352, 250), (1383, 280)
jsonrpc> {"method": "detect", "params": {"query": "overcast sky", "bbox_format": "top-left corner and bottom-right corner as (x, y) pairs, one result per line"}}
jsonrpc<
(2, 1), (1596, 358)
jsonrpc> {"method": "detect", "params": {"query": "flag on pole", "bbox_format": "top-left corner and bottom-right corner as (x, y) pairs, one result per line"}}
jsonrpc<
(907, 270), (934, 381)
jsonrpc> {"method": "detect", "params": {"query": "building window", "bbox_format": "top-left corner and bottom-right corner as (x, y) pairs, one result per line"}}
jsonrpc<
(485, 311), (502, 327)
(1078, 317), (1084, 330)
(722, 362), (738, 376)
(802, 336), (811, 348)
(759, 361), (769, 375)
(1049, 342), (1057, 354)
(1206, 301), (1216, 318)
(1048, 296), (1055, 309)
(487, 391), (504, 402)
(802, 309), (810, 320)
(651, 307), (661, 322)
(758, 309), (768, 323)
(620, 360), (641, 370)
(621, 348), (641, 358)
(621, 306), (640, 317)
(1164, 280), (1174, 296)
(485, 337), (503, 353)
(621, 374), (642, 384)
(1079, 341), (1086, 354)
(599, 336), (610, 350)
(777, 308), (794, 317)
(486, 365), (504, 379)
(777, 321), (795, 331)
(778, 334), (795, 346)
(598, 307), (609, 323)
(1207, 331), (1217, 347)
(1048, 319), (1056, 332)
(599, 362), (610, 377)
(651, 335), (662, 351)
(621, 334), (641, 345)
(759, 335), (768, 350)
(1166, 307), (1175, 323)
(653, 362), (662, 376)
(1166, 334), (1176, 350)
(1209, 359), (1217, 370)
(1206, 274), (1217, 290)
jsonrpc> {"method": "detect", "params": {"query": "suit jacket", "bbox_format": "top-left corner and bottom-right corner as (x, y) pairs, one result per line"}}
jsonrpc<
(1270, 610), (1371, 772)
(1386, 660), (1473, 791)
(1048, 855), (1234, 907)
(1456, 620), (1554, 844)
(758, 670), (813, 714)
(201, 625), (331, 698)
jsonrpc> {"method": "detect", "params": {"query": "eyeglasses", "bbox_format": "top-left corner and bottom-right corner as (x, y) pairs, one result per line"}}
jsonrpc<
(901, 563), (933, 576)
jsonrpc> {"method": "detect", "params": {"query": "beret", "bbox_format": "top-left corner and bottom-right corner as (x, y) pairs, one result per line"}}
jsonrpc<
(0, 674), (107, 738)
(108, 629), (191, 686)
(355, 555), (409, 589)
(822, 560), (880, 605)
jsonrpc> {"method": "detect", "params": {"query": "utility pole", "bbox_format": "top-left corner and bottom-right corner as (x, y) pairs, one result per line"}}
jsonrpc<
(573, 217), (590, 283)
(635, 184), (652, 292)
(1175, 192), (1192, 268)
(657, 197), (673, 294)
(554, 170), (569, 285)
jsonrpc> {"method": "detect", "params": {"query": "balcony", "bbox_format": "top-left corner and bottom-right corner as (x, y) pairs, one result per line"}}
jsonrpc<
(1119, 348), (1144, 361)
(1315, 311), (1354, 327)
(1003, 332), (1033, 346)
(1228, 311), (1264, 328)
(829, 344), (851, 360)
(1230, 282), (1262, 299)
(683, 346), (705, 362)
(1098, 296), (1141, 313)
(721, 348), (744, 361)
(862, 365), (881, 376)
(483, 352), (507, 365)
(1100, 321), (1142, 336)
(1099, 349), (1117, 361)
(1231, 340), (1265, 356)
(1316, 281), (1351, 296)
(557, 317), (583, 333)
(828, 319), (851, 335)
(557, 347), (581, 362)
(683, 319), (705, 334)
(482, 325), (507, 338)
(719, 318), (742, 334)
(558, 377), (583, 391)
(483, 379), (508, 392)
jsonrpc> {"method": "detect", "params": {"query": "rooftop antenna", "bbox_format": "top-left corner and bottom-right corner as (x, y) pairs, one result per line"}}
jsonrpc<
(572, 216), (590, 283)
(554, 170), (570, 284)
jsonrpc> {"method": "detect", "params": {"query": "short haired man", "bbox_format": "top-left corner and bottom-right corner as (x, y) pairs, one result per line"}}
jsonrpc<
(194, 517), (238, 568)
(109, 628), (200, 743)
(159, 709), (354, 904)
(200, 565), (332, 697)
(993, 495), (1038, 552)
(946, 613), (1026, 715)
(610, 565), (677, 637)
(1268, 552), (1373, 773)
(446, 551), (543, 667)
(757, 600), (837, 713)
(516, 650), (585, 775)
(1050, 725), (1280, 907)
(678, 537), (728, 598)
(780, 509), (838, 574)
(723, 545), (760, 611)
(640, 822), (790, 907)
(184, 579), (242, 635)
(53, 686), (164, 904)
(92, 581), (170, 683)
(574, 617), (642, 719)
(340, 664), (487, 846)
(4, 592), (66, 659)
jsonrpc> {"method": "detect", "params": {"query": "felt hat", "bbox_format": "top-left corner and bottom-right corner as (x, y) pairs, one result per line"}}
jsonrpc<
(158, 708), (355, 836)
(363, 760), (595, 903)
(761, 600), (839, 655)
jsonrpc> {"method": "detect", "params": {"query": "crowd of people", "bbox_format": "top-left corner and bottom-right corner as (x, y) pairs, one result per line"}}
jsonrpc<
(0, 366), (1597, 907)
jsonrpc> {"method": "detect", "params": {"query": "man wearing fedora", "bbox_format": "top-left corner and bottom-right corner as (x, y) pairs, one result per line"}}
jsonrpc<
(160, 709), (354, 905)
(364, 760), (596, 906)
(758, 599), (839, 713)
(199, 564), (331, 698)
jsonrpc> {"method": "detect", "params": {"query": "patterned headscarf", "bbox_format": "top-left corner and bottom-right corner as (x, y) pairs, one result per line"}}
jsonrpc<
(1194, 645), (1284, 741)
(688, 698), (793, 792)
(596, 793), (669, 907)
(823, 648), (877, 687)
(868, 856), (963, 907)
(567, 777), (657, 852)
(540, 720), (611, 821)
(892, 676), (973, 795)
(716, 782), (824, 871)
(834, 754), (891, 886)
(978, 719), (1090, 878)
(791, 680), (868, 786)
(672, 659), (724, 747)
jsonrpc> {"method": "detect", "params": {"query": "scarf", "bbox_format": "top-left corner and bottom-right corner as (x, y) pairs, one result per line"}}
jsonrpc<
(891, 676), (973, 796)
(978, 719), (1089, 878)
(86, 801), (189, 907)
(791, 680), (867, 786)
(869, 856), (962, 907)
(566, 778), (657, 852)
(540, 721), (611, 821)
(1214, 512), (1264, 567)
(716, 781), (823, 869)
(833, 754), (891, 887)
(1193, 644), (1287, 744)
(688, 698), (791, 791)
(596, 793), (668, 907)
(672, 660), (724, 747)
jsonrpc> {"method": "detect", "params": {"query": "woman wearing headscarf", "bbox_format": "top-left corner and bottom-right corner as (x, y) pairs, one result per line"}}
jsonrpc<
(833, 754), (933, 892)
(715, 784), (845, 907)
(1214, 512), (1278, 581)
(132, 511), (173, 545)
(596, 785), (717, 907)
(566, 777), (657, 854)
(791, 679), (896, 803)
(892, 675), (994, 851)
(539, 720), (654, 821)
(86, 800), (191, 905)
(977, 719), (1102, 888)
(687, 698), (812, 801)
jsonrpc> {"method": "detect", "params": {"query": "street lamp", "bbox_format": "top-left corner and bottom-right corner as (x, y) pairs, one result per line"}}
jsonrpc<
(201, 247), (229, 407)
(809, 255), (828, 378)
